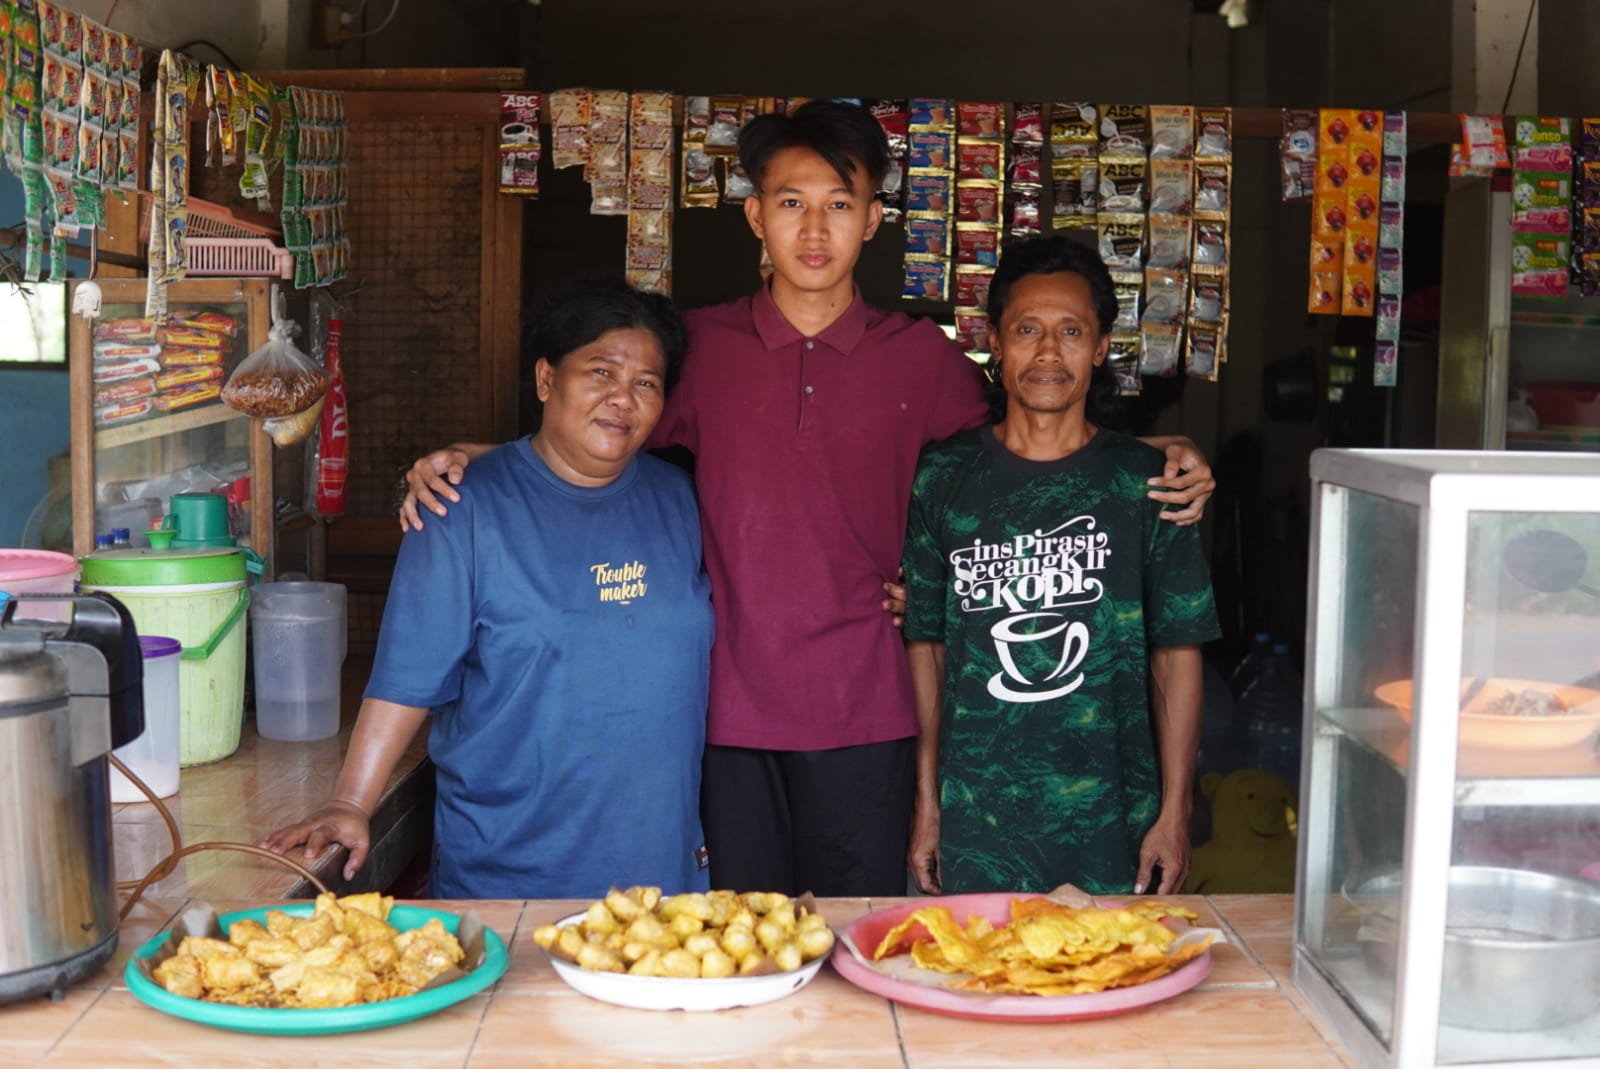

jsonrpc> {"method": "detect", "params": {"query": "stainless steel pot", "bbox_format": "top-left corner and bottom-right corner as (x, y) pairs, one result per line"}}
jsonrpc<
(0, 593), (143, 1003)
(1352, 865), (1600, 1032)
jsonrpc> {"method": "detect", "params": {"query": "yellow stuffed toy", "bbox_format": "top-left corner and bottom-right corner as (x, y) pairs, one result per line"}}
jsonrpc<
(1184, 768), (1298, 894)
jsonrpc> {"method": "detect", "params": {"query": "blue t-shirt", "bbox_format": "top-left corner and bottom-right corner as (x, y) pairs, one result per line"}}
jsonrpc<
(366, 440), (714, 899)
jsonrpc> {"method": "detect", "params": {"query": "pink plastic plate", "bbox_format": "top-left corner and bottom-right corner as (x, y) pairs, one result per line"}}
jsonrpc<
(830, 893), (1212, 1023)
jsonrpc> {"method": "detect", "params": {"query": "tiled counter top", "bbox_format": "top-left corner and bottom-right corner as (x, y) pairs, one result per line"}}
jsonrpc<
(3, 895), (1352, 1068)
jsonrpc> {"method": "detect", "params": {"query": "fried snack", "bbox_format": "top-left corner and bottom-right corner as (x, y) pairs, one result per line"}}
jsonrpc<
(151, 892), (466, 1009)
(533, 886), (834, 980)
(872, 897), (1210, 996)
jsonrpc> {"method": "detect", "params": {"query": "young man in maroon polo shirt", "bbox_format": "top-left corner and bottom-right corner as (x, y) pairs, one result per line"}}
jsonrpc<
(399, 101), (1214, 896)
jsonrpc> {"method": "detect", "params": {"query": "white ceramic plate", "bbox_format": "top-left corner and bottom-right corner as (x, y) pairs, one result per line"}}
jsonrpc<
(539, 911), (826, 1012)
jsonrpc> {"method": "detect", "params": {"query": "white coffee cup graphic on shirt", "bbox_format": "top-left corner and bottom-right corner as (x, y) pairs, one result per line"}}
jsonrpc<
(987, 612), (1090, 703)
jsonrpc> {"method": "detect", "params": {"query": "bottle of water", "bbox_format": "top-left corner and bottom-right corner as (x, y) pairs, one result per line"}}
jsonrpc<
(94, 533), (113, 552)
(111, 527), (131, 548)
(1238, 643), (1304, 793)
(1229, 632), (1273, 699)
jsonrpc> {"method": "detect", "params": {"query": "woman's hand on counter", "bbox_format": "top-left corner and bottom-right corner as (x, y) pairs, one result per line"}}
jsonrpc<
(261, 802), (372, 882)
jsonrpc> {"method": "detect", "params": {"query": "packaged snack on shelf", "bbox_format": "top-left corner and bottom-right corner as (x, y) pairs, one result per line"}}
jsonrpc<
(1376, 246), (1403, 295)
(1098, 156), (1146, 212)
(1510, 115), (1573, 172)
(1138, 321), (1182, 377)
(161, 327), (229, 349)
(1141, 268), (1188, 324)
(953, 308), (990, 353)
(703, 95), (743, 156)
(1195, 163), (1228, 213)
(952, 266), (993, 309)
(870, 99), (909, 157)
(1376, 293), (1402, 341)
(549, 88), (593, 170)
(1510, 232), (1570, 298)
(1459, 113), (1508, 171)
(957, 139), (1004, 182)
(905, 216), (951, 258)
(96, 318), (159, 344)
(1149, 105), (1194, 159)
(880, 157), (905, 222)
(497, 91), (542, 197)
(681, 144), (719, 208)
(1280, 108), (1318, 200)
(908, 99), (953, 133)
(92, 340), (161, 361)
(222, 317), (329, 419)
(154, 364), (224, 392)
(1190, 274), (1226, 324)
(1149, 158), (1192, 215)
(908, 130), (953, 172)
(1342, 260), (1375, 316)
(1511, 172), (1572, 233)
(722, 159), (754, 201)
(1010, 142), (1042, 185)
(955, 183), (999, 225)
(167, 311), (240, 336)
(1146, 216), (1191, 270)
(1008, 185), (1041, 238)
(153, 382), (222, 412)
(1195, 107), (1232, 161)
(1051, 157), (1096, 228)
(92, 375), (156, 407)
(1050, 102), (1097, 158)
(94, 396), (153, 425)
(1379, 202), (1404, 251)
(957, 226), (1000, 267)
(93, 356), (161, 383)
(1114, 278), (1142, 332)
(1012, 102), (1044, 145)
(907, 172), (954, 215)
(587, 89), (628, 215)
(1098, 104), (1148, 156)
(1186, 321), (1222, 381)
(1344, 226), (1377, 268)
(1309, 271), (1341, 315)
(902, 257), (949, 301)
(1098, 213), (1145, 271)
(1193, 220), (1228, 270)
(1110, 336), (1142, 396)
(159, 345), (225, 368)
(957, 102), (1003, 140)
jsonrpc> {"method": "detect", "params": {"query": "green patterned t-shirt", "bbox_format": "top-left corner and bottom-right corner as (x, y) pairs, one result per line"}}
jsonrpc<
(902, 425), (1220, 894)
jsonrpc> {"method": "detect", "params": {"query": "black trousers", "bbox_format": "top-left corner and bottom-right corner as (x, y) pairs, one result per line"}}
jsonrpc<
(700, 738), (915, 897)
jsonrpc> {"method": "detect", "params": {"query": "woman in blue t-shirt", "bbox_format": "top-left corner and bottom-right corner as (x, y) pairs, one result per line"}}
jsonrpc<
(263, 282), (715, 899)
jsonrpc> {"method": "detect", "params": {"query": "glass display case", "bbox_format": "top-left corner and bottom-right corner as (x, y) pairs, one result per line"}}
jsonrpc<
(68, 278), (274, 563)
(1295, 449), (1600, 1068)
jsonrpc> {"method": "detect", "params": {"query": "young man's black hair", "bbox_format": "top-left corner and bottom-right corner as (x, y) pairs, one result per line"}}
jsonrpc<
(737, 100), (890, 192)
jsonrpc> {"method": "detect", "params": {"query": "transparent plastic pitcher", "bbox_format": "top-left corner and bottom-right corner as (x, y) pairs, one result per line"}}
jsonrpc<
(249, 581), (346, 742)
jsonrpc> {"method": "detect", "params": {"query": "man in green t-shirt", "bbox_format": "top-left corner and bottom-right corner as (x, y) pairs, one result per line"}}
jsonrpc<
(902, 235), (1220, 897)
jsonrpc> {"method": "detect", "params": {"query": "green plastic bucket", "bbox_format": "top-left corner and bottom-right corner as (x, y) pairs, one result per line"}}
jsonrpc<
(80, 548), (250, 767)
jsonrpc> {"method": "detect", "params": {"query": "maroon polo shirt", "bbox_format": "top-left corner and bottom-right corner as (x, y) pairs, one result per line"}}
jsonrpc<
(651, 283), (989, 750)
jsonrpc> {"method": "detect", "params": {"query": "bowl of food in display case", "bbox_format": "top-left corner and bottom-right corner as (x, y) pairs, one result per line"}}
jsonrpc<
(1373, 677), (1600, 750)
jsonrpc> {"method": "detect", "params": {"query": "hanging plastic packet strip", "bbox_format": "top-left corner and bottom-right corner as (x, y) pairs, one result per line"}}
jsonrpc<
(880, 158), (905, 222)
(41, 49), (80, 111)
(907, 171), (954, 216)
(871, 99), (909, 158)
(1012, 102), (1044, 145)
(1149, 105), (1194, 159)
(957, 138), (1004, 182)
(957, 101), (1003, 141)
(1192, 220), (1227, 272)
(626, 212), (672, 296)
(1510, 232), (1570, 299)
(1146, 216), (1191, 271)
(1190, 274), (1225, 324)
(587, 89), (628, 216)
(702, 95), (742, 156)
(1098, 213), (1144, 271)
(953, 266), (993, 308)
(955, 183), (998, 225)
(1138, 321), (1181, 378)
(1098, 104), (1148, 157)
(908, 130), (953, 172)
(1149, 158), (1192, 215)
(1194, 164), (1228, 214)
(1098, 156), (1146, 212)
(906, 216), (951, 258)
(1051, 157), (1096, 228)
(1010, 142), (1042, 186)
(1279, 108), (1318, 201)
(1511, 172), (1572, 234)
(1109, 335), (1142, 397)
(1511, 115), (1573, 172)
(549, 88), (593, 171)
(1009, 186), (1040, 238)
(1460, 114), (1508, 171)
(953, 308), (990, 354)
(683, 95), (710, 145)
(1141, 267), (1187, 325)
(1186, 322), (1222, 381)
(1375, 293), (1402, 341)
(1194, 107), (1231, 161)
(627, 91), (675, 294)
(210, 66), (234, 155)
(1379, 202), (1404, 253)
(909, 99), (954, 133)
(682, 145), (719, 208)
(240, 75), (273, 205)
(497, 91), (542, 197)
(902, 257), (949, 301)
(1113, 279), (1141, 331)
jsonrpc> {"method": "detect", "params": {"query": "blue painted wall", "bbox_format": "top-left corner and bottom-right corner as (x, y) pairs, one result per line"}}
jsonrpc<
(0, 170), (74, 548)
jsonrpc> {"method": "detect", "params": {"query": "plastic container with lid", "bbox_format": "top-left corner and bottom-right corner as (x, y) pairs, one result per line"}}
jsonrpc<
(250, 581), (346, 742)
(79, 547), (249, 766)
(0, 549), (79, 622)
(109, 636), (182, 802)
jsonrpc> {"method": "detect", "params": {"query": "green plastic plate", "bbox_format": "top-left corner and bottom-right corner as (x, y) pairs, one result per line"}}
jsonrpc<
(124, 904), (509, 1035)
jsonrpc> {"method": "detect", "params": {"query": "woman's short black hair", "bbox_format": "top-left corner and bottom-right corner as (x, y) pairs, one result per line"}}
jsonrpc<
(738, 99), (889, 193)
(986, 234), (1118, 336)
(526, 280), (687, 391)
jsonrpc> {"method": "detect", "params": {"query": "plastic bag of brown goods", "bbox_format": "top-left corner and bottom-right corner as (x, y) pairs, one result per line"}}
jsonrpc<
(221, 318), (329, 419)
